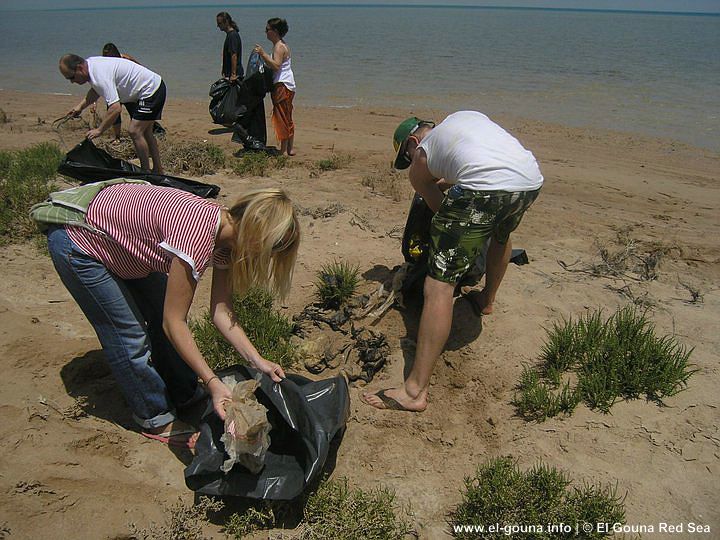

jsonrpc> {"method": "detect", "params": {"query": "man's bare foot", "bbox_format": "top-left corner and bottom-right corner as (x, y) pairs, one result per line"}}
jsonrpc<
(461, 287), (494, 316)
(287, 150), (296, 156)
(361, 387), (427, 412)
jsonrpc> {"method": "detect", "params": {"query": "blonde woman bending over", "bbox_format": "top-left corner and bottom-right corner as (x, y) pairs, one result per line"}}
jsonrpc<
(46, 185), (299, 447)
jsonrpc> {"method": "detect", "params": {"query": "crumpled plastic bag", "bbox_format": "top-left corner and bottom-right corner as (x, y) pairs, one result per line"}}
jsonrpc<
(220, 377), (271, 474)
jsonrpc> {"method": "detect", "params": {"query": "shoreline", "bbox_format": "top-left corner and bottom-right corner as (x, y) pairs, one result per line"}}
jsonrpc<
(2, 89), (718, 159)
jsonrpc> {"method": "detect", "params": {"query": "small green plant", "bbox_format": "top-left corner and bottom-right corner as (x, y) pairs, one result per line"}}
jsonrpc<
(449, 457), (626, 539)
(128, 496), (223, 540)
(315, 260), (360, 309)
(514, 306), (695, 420)
(300, 477), (413, 540)
(1, 142), (64, 244)
(312, 153), (353, 173)
(231, 152), (288, 176)
(190, 288), (299, 371)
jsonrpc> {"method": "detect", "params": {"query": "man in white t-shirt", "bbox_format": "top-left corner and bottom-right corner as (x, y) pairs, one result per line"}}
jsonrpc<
(59, 54), (167, 174)
(363, 111), (543, 413)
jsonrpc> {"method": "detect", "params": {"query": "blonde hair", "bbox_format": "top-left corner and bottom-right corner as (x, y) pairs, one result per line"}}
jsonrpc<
(228, 188), (299, 299)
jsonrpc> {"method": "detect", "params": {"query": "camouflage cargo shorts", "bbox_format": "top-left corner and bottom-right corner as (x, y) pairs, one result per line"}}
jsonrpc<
(428, 185), (541, 283)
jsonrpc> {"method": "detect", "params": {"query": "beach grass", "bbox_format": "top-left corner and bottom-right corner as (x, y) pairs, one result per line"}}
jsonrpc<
(223, 477), (412, 539)
(0, 142), (63, 244)
(299, 477), (413, 540)
(514, 306), (696, 421)
(310, 153), (353, 177)
(314, 260), (360, 309)
(190, 288), (299, 371)
(449, 457), (625, 539)
(231, 152), (288, 176)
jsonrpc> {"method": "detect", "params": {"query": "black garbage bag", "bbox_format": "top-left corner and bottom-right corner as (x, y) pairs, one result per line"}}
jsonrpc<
(185, 365), (350, 500)
(209, 79), (247, 126)
(209, 52), (274, 144)
(57, 139), (220, 199)
(400, 193), (528, 295)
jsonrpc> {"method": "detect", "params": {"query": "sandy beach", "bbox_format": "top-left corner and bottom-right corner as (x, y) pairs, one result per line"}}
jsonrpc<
(1, 89), (719, 538)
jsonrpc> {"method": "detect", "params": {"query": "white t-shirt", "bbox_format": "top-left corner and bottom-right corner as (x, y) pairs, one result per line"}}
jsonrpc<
(87, 56), (162, 107)
(418, 111), (544, 192)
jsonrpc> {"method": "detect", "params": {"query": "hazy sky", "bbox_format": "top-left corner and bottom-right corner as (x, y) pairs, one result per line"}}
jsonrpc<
(1, 0), (719, 13)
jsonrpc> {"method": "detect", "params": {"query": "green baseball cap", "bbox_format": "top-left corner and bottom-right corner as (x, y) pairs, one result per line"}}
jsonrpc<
(392, 116), (423, 170)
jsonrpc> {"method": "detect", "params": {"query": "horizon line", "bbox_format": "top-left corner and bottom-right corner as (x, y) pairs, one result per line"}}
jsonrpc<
(2, 4), (719, 16)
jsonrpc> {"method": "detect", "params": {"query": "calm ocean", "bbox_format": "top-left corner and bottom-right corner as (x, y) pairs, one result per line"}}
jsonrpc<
(0, 5), (718, 150)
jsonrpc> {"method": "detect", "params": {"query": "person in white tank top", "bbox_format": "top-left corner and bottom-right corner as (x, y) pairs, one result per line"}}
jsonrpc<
(254, 17), (296, 156)
(362, 112), (543, 414)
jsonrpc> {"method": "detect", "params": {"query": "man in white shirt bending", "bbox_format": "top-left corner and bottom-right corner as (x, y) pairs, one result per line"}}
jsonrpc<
(60, 54), (167, 174)
(362, 111), (543, 413)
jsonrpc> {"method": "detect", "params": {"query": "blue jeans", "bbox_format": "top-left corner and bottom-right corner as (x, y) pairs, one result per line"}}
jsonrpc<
(47, 226), (194, 429)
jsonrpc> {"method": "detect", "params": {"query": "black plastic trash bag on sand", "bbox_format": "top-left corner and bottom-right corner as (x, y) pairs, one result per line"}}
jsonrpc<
(58, 139), (220, 199)
(209, 52), (276, 153)
(401, 193), (529, 295)
(185, 365), (350, 500)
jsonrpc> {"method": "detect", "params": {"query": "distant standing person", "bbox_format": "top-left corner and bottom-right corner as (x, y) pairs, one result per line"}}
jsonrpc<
(217, 11), (243, 81)
(97, 43), (164, 141)
(254, 18), (296, 156)
(60, 53), (166, 174)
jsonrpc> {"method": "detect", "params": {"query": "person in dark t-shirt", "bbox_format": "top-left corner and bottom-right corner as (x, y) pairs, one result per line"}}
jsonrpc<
(216, 11), (243, 80)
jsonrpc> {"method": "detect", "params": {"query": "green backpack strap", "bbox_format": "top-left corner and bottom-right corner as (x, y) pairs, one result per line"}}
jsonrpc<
(29, 178), (149, 233)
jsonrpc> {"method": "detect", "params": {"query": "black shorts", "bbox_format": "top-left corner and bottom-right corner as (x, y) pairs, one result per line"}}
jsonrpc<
(125, 81), (166, 122)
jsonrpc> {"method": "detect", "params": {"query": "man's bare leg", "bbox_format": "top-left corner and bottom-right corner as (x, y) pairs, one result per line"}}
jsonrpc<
(144, 127), (163, 174)
(471, 237), (512, 315)
(362, 277), (455, 411)
(128, 119), (153, 171)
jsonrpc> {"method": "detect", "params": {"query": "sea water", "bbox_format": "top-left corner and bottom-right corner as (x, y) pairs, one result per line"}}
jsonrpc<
(0, 5), (718, 150)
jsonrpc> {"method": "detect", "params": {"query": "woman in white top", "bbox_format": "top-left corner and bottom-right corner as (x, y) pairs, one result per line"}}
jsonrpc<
(254, 18), (296, 156)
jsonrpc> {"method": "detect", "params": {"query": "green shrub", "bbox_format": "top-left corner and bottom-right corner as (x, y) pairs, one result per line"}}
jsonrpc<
(450, 457), (625, 539)
(514, 306), (695, 420)
(314, 260), (360, 309)
(1, 142), (64, 244)
(300, 477), (413, 540)
(231, 152), (288, 176)
(190, 288), (298, 371)
(313, 153), (353, 173)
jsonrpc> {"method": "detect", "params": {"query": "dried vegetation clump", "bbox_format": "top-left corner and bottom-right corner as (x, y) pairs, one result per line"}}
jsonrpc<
(159, 139), (226, 176)
(559, 227), (676, 282)
(97, 137), (226, 176)
(128, 497), (223, 540)
(362, 168), (411, 202)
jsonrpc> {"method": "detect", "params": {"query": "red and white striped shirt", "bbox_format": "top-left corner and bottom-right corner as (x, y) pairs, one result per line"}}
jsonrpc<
(66, 184), (230, 281)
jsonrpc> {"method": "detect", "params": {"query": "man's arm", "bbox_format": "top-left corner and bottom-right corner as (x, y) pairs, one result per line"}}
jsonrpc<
(67, 88), (100, 117)
(408, 148), (444, 212)
(86, 101), (121, 140)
